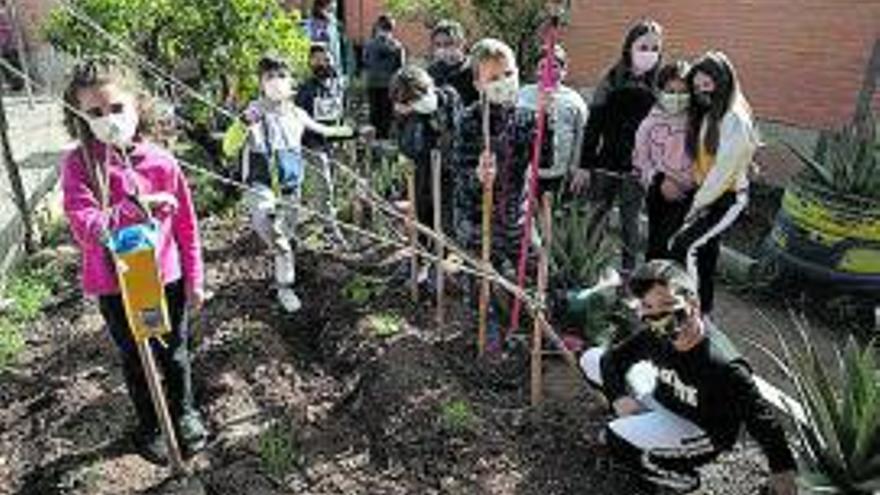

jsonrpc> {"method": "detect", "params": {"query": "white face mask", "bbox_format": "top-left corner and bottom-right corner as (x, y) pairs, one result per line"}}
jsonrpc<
(434, 48), (462, 65)
(89, 104), (138, 147)
(411, 89), (439, 114)
(632, 50), (659, 74)
(263, 77), (292, 102)
(484, 73), (519, 106)
(660, 92), (690, 114)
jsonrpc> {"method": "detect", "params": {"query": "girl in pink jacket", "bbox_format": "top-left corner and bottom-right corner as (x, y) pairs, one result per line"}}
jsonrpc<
(632, 60), (695, 261)
(60, 58), (207, 463)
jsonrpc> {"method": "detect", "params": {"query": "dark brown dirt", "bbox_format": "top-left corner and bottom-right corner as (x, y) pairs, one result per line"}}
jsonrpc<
(0, 215), (783, 495)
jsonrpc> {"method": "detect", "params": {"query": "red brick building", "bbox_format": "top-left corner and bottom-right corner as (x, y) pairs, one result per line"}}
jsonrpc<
(343, 0), (879, 130)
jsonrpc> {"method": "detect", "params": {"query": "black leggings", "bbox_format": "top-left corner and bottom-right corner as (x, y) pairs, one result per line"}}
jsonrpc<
(98, 279), (195, 432)
(669, 191), (747, 314)
(367, 86), (394, 140)
(645, 175), (693, 261)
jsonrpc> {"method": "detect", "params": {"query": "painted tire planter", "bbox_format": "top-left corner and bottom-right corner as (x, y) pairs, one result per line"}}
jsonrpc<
(767, 180), (880, 296)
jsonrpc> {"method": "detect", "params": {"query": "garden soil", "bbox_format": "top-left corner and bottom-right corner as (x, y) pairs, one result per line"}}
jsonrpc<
(0, 215), (788, 495)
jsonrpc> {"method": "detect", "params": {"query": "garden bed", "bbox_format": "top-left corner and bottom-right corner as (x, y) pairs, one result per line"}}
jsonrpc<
(0, 215), (781, 495)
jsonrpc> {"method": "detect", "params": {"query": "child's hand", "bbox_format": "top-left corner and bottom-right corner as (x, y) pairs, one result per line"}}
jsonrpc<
(569, 168), (590, 195)
(140, 192), (179, 216)
(660, 177), (683, 201)
(334, 125), (355, 138)
(187, 287), (206, 312)
(477, 150), (496, 187)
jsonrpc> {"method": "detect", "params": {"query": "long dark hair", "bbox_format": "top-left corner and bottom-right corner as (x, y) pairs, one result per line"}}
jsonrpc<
(610, 19), (663, 88)
(685, 51), (739, 157)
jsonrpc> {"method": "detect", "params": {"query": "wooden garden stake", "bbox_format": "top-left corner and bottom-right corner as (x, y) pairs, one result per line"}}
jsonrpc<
(478, 97), (494, 356)
(406, 163), (418, 302)
(111, 230), (187, 475)
(531, 192), (553, 406)
(431, 149), (445, 322)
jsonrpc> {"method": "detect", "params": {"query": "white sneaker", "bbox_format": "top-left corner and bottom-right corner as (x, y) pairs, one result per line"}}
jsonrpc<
(277, 287), (302, 313)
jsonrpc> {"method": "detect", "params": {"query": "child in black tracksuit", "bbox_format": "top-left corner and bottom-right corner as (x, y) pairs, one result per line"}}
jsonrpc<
(571, 19), (664, 273)
(581, 260), (797, 494)
(669, 52), (757, 316)
(390, 65), (461, 246)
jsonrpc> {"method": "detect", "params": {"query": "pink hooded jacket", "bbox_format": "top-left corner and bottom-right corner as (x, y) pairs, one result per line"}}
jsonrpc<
(61, 140), (204, 297)
(631, 106), (695, 191)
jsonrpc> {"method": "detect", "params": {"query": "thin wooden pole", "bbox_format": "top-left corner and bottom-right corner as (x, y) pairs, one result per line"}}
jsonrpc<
(406, 162), (418, 302)
(431, 149), (445, 322)
(136, 339), (186, 473)
(531, 192), (552, 406)
(478, 97), (493, 356)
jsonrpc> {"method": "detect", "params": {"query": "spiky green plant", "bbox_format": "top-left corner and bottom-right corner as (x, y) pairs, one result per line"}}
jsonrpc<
(550, 205), (617, 289)
(786, 120), (880, 201)
(754, 312), (880, 494)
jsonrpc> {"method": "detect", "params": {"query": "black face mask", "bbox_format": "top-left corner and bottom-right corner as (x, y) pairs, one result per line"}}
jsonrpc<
(312, 66), (335, 79)
(694, 91), (714, 108)
(641, 306), (690, 340)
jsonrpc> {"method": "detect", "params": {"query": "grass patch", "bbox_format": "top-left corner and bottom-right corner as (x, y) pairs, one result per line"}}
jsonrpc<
(258, 421), (302, 480)
(6, 267), (54, 321)
(0, 318), (24, 370)
(0, 262), (60, 369)
(439, 399), (478, 435)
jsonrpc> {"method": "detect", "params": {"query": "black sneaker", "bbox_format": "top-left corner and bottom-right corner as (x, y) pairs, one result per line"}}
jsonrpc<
(177, 411), (208, 457)
(134, 427), (168, 465)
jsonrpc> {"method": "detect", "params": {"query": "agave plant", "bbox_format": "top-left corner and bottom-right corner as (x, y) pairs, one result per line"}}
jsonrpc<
(549, 205), (618, 289)
(549, 205), (622, 344)
(785, 120), (880, 201)
(755, 311), (880, 494)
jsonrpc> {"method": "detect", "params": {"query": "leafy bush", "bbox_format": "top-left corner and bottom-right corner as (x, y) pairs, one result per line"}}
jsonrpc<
(43, 0), (310, 135)
(787, 120), (880, 201)
(758, 314), (880, 494)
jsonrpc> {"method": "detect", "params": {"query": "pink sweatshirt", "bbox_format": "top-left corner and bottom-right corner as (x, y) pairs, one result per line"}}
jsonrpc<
(631, 106), (695, 191)
(61, 140), (204, 297)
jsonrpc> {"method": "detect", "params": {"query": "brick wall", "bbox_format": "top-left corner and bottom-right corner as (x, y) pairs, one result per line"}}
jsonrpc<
(345, 0), (879, 130)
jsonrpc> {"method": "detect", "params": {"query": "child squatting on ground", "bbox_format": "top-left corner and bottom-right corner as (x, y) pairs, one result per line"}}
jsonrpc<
(224, 54), (353, 314)
(60, 57), (208, 464)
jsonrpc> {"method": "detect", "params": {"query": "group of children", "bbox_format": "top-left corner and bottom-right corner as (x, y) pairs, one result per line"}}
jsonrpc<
(57, 12), (784, 492)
